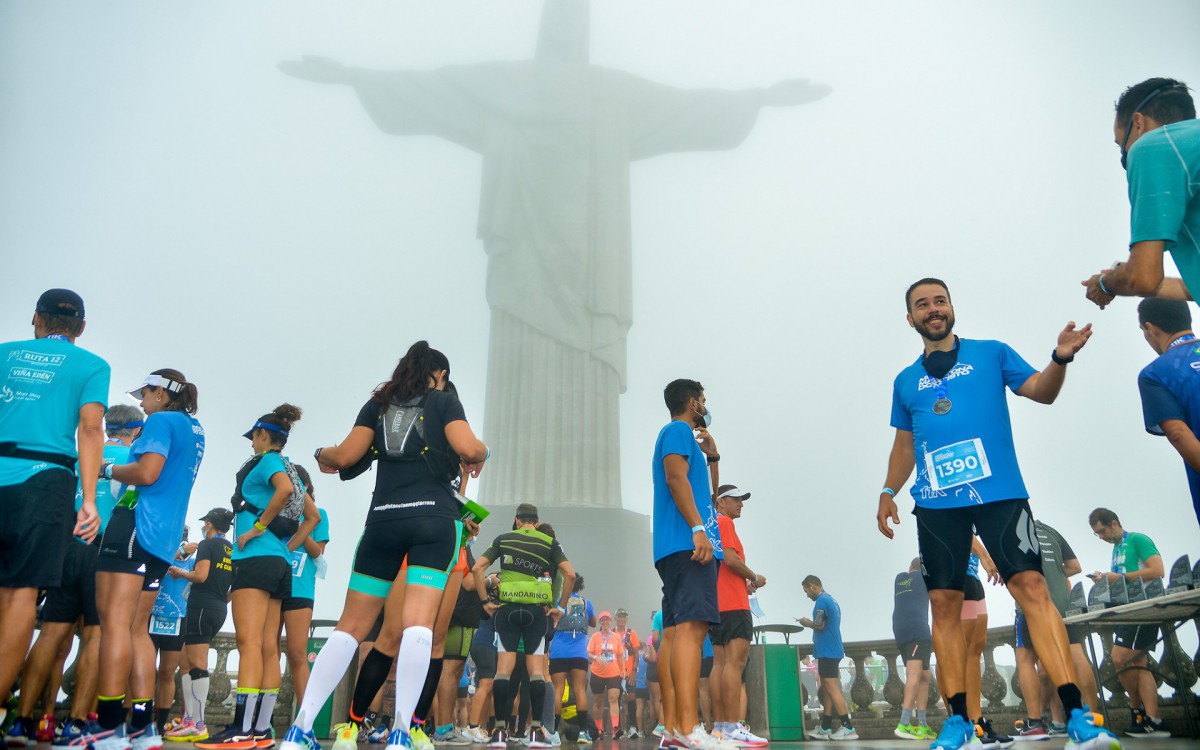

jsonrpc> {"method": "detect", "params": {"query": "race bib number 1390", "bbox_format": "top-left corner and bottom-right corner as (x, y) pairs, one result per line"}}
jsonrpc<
(925, 438), (991, 491)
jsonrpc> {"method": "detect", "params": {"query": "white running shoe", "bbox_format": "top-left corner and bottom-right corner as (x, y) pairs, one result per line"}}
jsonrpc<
(724, 725), (767, 748)
(130, 725), (164, 750)
(829, 726), (858, 741)
(89, 726), (134, 750)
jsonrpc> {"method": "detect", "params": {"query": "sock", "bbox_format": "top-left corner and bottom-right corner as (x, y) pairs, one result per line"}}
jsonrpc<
(97, 696), (126, 731)
(413, 658), (444, 728)
(491, 676), (510, 730)
(1056, 683), (1083, 714)
(181, 675), (193, 723)
(351, 649), (396, 724)
(917, 709), (927, 726)
(392, 626), (434, 732)
(820, 715), (832, 730)
(541, 681), (555, 730)
(130, 699), (154, 731)
(255, 690), (278, 733)
(839, 714), (852, 729)
(155, 707), (171, 732)
(297, 630), (359, 732)
(192, 673), (211, 726)
(948, 693), (969, 721)
(235, 689), (260, 734)
(577, 711), (589, 733)
(528, 677), (546, 730)
(901, 708), (912, 725)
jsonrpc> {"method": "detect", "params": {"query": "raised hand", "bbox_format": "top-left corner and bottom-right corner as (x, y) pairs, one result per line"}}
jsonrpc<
(1056, 321), (1094, 359)
(762, 79), (832, 107)
(278, 56), (350, 85)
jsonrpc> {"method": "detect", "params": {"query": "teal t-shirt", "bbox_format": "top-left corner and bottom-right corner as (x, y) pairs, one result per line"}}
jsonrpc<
(289, 507), (329, 600)
(0, 337), (110, 487)
(232, 452), (300, 561)
(1110, 531), (1160, 575)
(129, 411), (205, 564)
(1128, 119), (1200, 298)
(74, 442), (130, 539)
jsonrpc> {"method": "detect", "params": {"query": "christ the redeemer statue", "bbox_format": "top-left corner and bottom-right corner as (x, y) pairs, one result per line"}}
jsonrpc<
(281, 0), (829, 510)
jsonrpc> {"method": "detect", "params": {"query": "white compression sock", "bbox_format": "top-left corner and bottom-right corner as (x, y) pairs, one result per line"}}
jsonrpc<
(296, 630), (359, 732)
(192, 676), (210, 725)
(181, 675), (193, 722)
(392, 626), (434, 732)
(255, 690), (278, 732)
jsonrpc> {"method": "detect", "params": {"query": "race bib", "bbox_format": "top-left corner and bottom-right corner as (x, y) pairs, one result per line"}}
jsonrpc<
(149, 615), (181, 636)
(925, 438), (991, 491)
(291, 549), (307, 578)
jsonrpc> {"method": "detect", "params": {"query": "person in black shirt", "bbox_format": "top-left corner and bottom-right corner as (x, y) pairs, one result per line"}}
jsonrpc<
(282, 341), (489, 750)
(164, 508), (234, 741)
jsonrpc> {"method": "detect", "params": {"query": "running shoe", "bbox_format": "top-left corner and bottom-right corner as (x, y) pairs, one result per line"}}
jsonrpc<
(369, 723), (391, 745)
(83, 725), (134, 750)
(916, 726), (936, 741)
(460, 727), (488, 744)
(1012, 719), (1050, 742)
(485, 728), (506, 749)
(5, 717), (35, 748)
(386, 728), (414, 750)
(410, 726), (434, 750)
(256, 727), (277, 749)
(1142, 716), (1170, 737)
(54, 719), (88, 746)
(806, 727), (832, 741)
(431, 727), (468, 746)
(724, 724), (768, 747)
(131, 723), (164, 750)
(333, 723), (362, 750)
(895, 723), (923, 740)
(1065, 708), (1120, 750)
(652, 725), (666, 738)
(930, 716), (974, 750)
(36, 713), (57, 742)
(546, 731), (561, 747)
(1046, 723), (1066, 737)
(280, 725), (322, 750)
(829, 726), (858, 741)
(527, 729), (551, 749)
(195, 725), (259, 750)
(628, 728), (642, 739)
(165, 719), (208, 742)
(576, 729), (593, 746)
(976, 718), (1013, 749)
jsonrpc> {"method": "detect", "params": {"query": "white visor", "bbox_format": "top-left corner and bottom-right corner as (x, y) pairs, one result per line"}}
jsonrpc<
(128, 373), (184, 401)
(717, 486), (751, 500)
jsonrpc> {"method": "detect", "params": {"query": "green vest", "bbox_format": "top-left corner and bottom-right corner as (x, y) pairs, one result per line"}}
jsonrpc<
(498, 527), (556, 605)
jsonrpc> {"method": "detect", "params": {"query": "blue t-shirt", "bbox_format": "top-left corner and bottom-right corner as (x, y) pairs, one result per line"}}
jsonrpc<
(651, 420), (721, 562)
(233, 452), (300, 562)
(1138, 334), (1200, 509)
(549, 597), (594, 660)
(290, 507), (330, 600)
(635, 654), (648, 689)
(152, 554), (195, 619)
(0, 338), (109, 487)
(890, 339), (1038, 509)
(74, 442), (129, 539)
(967, 553), (980, 579)
(812, 591), (844, 660)
(129, 411), (205, 564)
(1128, 119), (1200, 299)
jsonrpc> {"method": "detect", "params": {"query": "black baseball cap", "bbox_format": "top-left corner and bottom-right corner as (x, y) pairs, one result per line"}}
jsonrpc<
(199, 507), (234, 533)
(35, 289), (85, 318)
(515, 502), (539, 521)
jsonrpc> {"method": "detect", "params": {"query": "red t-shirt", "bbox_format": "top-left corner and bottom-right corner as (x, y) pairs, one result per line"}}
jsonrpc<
(716, 514), (750, 612)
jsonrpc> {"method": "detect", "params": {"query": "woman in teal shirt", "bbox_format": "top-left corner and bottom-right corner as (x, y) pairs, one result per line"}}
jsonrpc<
(280, 464), (330, 707)
(200, 405), (319, 750)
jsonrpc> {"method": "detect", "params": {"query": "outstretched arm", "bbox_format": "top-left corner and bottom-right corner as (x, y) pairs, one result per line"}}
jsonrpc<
(1015, 322), (1093, 404)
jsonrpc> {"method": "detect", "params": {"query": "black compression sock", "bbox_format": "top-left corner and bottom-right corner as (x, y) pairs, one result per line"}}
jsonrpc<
(352, 649), (396, 723)
(413, 658), (444, 727)
(948, 693), (969, 721)
(1057, 683), (1084, 714)
(820, 715), (832, 730)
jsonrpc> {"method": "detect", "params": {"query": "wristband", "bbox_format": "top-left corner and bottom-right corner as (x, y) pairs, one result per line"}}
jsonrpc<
(254, 521), (267, 532)
(706, 454), (720, 464)
(313, 447), (323, 463)
(484, 445), (491, 461)
(1051, 349), (1074, 366)
(102, 463), (113, 480)
(1098, 274), (1113, 296)
(881, 487), (895, 497)
(691, 524), (705, 534)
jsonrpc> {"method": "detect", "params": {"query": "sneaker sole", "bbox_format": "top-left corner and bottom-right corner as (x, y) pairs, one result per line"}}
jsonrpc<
(196, 742), (258, 750)
(1012, 736), (1050, 742)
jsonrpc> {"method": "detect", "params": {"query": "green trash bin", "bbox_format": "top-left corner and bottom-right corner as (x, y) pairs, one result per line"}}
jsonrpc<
(307, 636), (336, 739)
(763, 644), (806, 741)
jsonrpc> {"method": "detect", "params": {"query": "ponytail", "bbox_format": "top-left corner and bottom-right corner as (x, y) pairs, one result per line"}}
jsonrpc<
(152, 368), (198, 414)
(254, 403), (302, 448)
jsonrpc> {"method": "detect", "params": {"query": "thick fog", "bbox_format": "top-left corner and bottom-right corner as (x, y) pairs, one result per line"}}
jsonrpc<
(2, 0), (1199, 649)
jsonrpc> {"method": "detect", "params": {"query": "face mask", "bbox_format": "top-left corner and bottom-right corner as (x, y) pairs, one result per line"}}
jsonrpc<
(693, 400), (713, 428)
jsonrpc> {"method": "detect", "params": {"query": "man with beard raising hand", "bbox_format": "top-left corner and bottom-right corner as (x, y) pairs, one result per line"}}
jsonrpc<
(875, 279), (1118, 750)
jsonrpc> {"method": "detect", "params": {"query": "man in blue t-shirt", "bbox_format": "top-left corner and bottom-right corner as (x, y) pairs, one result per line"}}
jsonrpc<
(797, 576), (853, 740)
(650, 379), (722, 748)
(1135, 297), (1200, 527)
(0, 289), (110, 714)
(876, 278), (1113, 750)
(1082, 78), (1198, 310)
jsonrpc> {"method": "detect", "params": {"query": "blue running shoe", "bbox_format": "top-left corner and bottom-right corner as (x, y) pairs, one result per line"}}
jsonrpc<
(385, 729), (413, 750)
(930, 716), (974, 750)
(279, 725), (322, 750)
(1065, 708), (1120, 750)
(368, 724), (390, 745)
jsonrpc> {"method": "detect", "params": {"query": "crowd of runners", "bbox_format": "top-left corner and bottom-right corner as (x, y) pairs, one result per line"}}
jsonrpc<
(1, 76), (1199, 750)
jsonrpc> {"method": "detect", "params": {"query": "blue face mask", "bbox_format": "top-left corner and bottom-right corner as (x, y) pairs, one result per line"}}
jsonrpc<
(693, 400), (713, 428)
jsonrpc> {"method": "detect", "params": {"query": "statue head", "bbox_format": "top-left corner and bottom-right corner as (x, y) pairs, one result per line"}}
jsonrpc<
(536, 0), (590, 64)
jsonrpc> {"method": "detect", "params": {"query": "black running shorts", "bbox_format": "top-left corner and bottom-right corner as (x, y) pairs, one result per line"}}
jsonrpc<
(41, 541), (101, 626)
(896, 639), (932, 668)
(231, 555), (292, 600)
(0, 469), (76, 589)
(710, 609), (753, 646)
(963, 576), (986, 602)
(96, 507), (169, 589)
(589, 674), (622, 694)
(914, 498), (1043, 591)
(1114, 624), (1159, 652)
(550, 657), (589, 675)
(183, 600), (227, 646)
(152, 632), (184, 653)
(471, 640), (497, 680)
(655, 550), (719, 628)
(495, 603), (548, 655)
(700, 656), (714, 678)
(817, 658), (841, 679)
(350, 516), (461, 597)
(281, 596), (315, 613)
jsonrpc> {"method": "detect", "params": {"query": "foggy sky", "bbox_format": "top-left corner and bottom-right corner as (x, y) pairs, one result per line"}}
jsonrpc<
(2, 0), (1198, 656)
